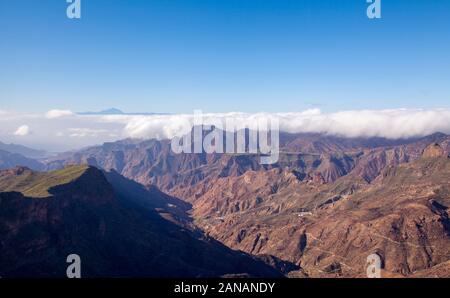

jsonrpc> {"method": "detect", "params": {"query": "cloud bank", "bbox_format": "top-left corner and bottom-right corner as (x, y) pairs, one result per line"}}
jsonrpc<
(110, 109), (450, 140)
(0, 108), (449, 151)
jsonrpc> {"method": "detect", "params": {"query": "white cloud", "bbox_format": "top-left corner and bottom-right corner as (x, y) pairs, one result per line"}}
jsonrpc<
(1, 108), (450, 152)
(119, 114), (193, 139)
(45, 109), (74, 119)
(114, 109), (450, 140)
(13, 125), (30, 136)
(276, 109), (450, 139)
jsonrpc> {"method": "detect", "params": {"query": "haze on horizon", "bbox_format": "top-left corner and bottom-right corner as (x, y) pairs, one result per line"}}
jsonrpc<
(0, 108), (449, 153)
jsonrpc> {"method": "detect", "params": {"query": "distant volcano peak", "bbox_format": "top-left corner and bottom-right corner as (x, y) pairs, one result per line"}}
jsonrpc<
(77, 108), (167, 116)
(100, 108), (124, 114)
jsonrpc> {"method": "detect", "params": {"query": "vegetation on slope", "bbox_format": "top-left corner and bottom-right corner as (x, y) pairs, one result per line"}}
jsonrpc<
(0, 165), (89, 198)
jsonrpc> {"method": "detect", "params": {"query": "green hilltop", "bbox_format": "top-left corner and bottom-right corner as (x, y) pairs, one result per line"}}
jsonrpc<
(0, 165), (90, 198)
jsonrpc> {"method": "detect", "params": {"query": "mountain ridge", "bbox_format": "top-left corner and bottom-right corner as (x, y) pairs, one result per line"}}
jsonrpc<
(0, 165), (287, 277)
(2, 132), (450, 277)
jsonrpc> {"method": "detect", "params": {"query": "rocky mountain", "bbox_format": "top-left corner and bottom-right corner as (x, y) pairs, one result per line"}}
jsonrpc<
(423, 143), (447, 158)
(198, 148), (450, 277)
(0, 165), (285, 277)
(278, 132), (427, 154)
(44, 132), (450, 200)
(2, 132), (450, 277)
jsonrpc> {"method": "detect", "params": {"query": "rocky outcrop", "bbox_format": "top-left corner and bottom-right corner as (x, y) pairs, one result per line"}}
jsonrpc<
(198, 156), (450, 277)
(422, 143), (446, 158)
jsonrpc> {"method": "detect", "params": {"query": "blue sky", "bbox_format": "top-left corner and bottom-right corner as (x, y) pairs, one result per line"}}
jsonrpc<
(1, 0), (449, 113)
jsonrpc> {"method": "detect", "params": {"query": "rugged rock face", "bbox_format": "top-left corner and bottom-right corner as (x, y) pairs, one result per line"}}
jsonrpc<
(44, 133), (450, 194)
(199, 156), (450, 277)
(422, 143), (446, 158)
(30, 133), (450, 277)
(0, 166), (284, 278)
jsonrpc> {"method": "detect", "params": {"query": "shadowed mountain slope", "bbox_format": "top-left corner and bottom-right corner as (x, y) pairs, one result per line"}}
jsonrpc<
(0, 165), (284, 277)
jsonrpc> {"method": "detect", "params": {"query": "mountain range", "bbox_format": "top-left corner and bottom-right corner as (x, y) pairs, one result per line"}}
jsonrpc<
(0, 141), (47, 159)
(0, 132), (449, 277)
